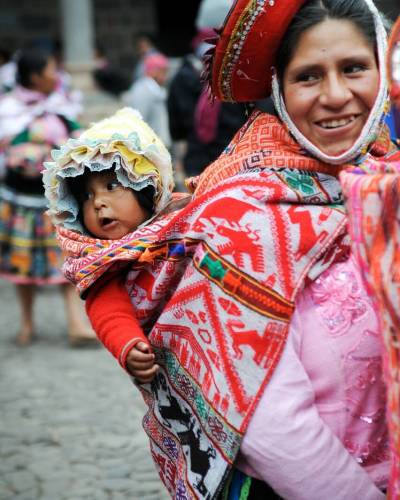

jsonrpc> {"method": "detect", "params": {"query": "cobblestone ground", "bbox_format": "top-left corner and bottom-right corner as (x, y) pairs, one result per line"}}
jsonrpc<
(0, 280), (169, 500)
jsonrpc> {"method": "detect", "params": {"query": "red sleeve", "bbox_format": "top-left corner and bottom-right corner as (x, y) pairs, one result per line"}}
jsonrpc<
(85, 271), (149, 370)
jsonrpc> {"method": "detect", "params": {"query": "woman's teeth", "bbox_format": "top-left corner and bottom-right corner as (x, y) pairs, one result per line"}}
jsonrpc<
(319, 116), (356, 129)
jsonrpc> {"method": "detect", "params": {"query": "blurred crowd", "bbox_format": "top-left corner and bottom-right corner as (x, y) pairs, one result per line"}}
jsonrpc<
(0, 0), (250, 346)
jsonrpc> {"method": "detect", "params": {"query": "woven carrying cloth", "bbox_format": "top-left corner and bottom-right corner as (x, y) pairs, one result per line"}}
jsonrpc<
(340, 153), (400, 500)
(58, 117), (350, 499)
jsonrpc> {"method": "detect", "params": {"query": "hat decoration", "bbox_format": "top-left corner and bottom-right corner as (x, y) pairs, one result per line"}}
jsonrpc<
(203, 0), (307, 102)
(43, 107), (174, 233)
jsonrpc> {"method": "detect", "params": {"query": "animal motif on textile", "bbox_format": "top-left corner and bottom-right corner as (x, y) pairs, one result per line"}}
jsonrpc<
(59, 166), (348, 499)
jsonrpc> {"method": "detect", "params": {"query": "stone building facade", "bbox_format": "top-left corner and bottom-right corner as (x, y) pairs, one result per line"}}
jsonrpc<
(0, 0), (398, 71)
(0, 0), (201, 71)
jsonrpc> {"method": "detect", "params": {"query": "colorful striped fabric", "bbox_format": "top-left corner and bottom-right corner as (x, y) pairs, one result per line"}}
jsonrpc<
(341, 153), (400, 500)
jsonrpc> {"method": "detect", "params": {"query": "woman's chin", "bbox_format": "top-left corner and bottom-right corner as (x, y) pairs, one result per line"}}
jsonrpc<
(312, 138), (358, 158)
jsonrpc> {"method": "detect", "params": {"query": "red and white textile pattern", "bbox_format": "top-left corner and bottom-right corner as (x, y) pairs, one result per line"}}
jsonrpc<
(59, 165), (348, 499)
(341, 154), (400, 500)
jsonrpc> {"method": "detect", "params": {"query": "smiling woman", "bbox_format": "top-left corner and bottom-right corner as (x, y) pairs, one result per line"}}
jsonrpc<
(282, 19), (379, 156)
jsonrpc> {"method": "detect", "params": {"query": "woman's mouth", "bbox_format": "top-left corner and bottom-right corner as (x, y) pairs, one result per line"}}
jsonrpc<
(317, 115), (359, 130)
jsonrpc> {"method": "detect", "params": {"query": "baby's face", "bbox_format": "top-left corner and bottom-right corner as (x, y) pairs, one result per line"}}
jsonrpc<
(82, 171), (150, 239)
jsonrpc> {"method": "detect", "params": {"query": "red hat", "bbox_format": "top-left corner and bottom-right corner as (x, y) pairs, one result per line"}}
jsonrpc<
(207, 0), (306, 102)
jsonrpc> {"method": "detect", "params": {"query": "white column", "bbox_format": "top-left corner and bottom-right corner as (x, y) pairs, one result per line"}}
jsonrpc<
(59, 0), (95, 89)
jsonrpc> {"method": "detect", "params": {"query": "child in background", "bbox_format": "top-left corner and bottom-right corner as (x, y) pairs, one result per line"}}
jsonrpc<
(44, 107), (185, 381)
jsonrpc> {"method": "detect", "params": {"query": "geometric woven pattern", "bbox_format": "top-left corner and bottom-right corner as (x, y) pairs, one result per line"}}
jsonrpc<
(59, 165), (348, 498)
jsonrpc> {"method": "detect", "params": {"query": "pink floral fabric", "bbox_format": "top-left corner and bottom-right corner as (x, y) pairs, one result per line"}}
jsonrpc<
(299, 256), (389, 484)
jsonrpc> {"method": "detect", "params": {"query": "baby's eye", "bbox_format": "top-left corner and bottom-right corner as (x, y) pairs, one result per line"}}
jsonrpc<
(106, 181), (120, 191)
(82, 191), (93, 201)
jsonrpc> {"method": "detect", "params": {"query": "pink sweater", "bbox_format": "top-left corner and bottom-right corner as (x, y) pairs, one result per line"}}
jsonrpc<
(237, 255), (389, 499)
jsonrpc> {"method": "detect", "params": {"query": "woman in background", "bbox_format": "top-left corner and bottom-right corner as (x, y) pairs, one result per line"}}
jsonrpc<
(0, 48), (95, 346)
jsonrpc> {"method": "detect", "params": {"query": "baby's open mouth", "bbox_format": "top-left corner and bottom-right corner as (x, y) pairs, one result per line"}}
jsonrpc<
(100, 217), (115, 227)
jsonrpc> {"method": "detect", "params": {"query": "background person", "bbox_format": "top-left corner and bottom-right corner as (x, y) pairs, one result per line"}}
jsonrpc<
(132, 32), (160, 83)
(123, 53), (171, 149)
(0, 47), (95, 346)
(167, 28), (247, 178)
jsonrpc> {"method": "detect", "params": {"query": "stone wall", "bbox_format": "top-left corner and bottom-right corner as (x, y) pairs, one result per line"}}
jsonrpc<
(93, 0), (157, 70)
(0, 0), (60, 54)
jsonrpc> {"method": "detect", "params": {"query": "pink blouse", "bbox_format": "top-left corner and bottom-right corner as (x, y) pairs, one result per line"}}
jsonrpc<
(237, 255), (389, 499)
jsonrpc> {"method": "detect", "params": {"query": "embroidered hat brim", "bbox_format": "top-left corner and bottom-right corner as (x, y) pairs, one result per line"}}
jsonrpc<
(210, 0), (306, 102)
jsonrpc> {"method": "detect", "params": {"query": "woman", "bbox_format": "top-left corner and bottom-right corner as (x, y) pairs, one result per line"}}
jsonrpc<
(194, 0), (391, 497)
(0, 48), (95, 346)
(46, 0), (392, 498)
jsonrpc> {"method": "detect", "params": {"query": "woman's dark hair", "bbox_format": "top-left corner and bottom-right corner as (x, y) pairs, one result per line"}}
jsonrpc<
(276, 0), (377, 80)
(16, 48), (52, 88)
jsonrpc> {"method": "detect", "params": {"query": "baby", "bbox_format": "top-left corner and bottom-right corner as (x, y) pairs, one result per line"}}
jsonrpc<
(70, 168), (159, 381)
(44, 107), (185, 383)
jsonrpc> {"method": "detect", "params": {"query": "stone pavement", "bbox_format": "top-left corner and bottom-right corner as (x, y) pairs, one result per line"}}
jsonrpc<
(0, 280), (170, 500)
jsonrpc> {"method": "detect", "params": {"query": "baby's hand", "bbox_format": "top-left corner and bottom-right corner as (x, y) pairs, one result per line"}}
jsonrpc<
(126, 342), (159, 383)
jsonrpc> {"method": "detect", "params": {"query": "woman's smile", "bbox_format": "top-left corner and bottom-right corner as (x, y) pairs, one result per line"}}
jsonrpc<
(316, 114), (359, 130)
(313, 113), (364, 140)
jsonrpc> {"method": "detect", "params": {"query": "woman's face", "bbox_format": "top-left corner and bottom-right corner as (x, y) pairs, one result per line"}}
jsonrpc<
(30, 57), (58, 95)
(282, 19), (379, 157)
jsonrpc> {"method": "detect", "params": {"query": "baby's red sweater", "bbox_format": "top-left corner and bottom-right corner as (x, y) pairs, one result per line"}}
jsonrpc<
(85, 271), (148, 370)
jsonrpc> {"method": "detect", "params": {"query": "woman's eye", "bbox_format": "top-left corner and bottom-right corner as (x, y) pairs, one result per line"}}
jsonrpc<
(296, 73), (319, 83)
(344, 64), (366, 74)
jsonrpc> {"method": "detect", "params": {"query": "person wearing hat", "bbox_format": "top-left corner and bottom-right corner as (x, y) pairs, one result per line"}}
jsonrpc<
(46, 0), (394, 498)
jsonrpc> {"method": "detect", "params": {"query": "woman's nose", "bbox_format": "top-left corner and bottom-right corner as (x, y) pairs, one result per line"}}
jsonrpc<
(320, 74), (352, 108)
